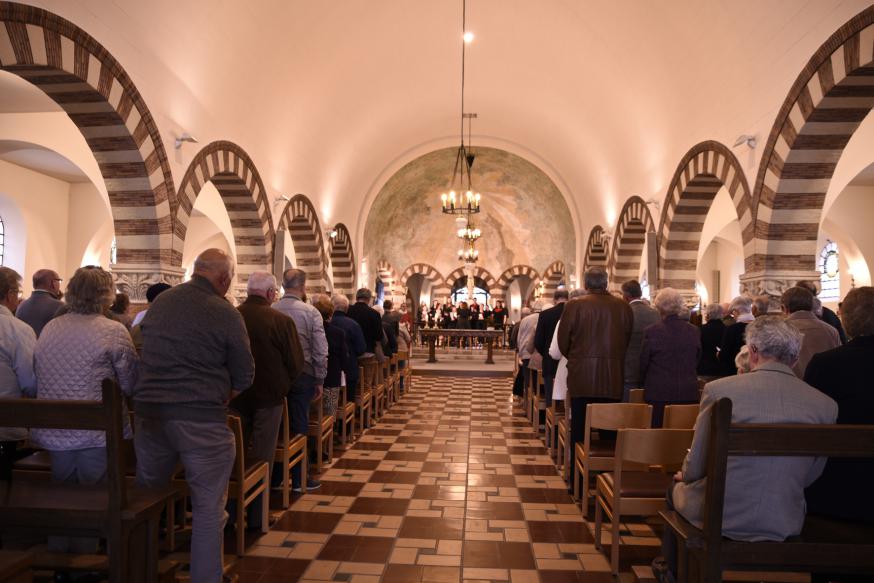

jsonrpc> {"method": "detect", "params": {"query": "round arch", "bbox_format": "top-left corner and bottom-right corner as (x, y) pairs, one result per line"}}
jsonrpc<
(657, 141), (752, 299)
(276, 194), (329, 295)
(444, 265), (497, 295)
(748, 5), (874, 297)
(399, 263), (447, 300)
(176, 141), (274, 295)
(541, 260), (566, 298)
(329, 223), (355, 298)
(0, 1), (178, 300)
(583, 226), (609, 271)
(493, 265), (540, 303)
(608, 196), (655, 290)
(375, 259), (399, 301)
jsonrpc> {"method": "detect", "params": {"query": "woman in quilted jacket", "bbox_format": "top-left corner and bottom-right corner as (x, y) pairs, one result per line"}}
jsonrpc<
(33, 265), (138, 553)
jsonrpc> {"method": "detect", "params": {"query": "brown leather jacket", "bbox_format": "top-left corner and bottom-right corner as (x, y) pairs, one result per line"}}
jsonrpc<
(557, 290), (633, 399)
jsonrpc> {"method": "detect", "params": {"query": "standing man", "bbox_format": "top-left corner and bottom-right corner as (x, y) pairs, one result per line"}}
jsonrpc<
(0, 267), (37, 479)
(557, 267), (632, 472)
(348, 288), (383, 355)
(781, 286), (840, 377)
(331, 294), (366, 401)
(621, 280), (660, 401)
(382, 299), (401, 334)
(533, 288), (569, 406)
(133, 249), (254, 583)
(274, 269), (327, 492)
(16, 268), (63, 336)
(230, 271), (303, 526)
(797, 280), (847, 344)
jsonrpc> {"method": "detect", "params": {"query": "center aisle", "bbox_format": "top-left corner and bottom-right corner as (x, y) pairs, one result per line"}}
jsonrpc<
(236, 374), (659, 582)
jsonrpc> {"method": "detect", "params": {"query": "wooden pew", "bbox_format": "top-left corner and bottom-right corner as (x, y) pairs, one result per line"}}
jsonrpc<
(660, 397), (874, 583)
(0, 379), (176, 583)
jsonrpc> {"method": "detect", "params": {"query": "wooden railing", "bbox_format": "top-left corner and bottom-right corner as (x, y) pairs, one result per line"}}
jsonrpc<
(418, 329), (504, 364)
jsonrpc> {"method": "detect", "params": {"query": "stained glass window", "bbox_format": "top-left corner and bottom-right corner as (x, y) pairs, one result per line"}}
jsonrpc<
(819, 241), (840, 302)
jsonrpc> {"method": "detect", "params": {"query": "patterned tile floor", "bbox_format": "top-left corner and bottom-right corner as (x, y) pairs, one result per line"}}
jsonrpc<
(235, 374), (661, 583)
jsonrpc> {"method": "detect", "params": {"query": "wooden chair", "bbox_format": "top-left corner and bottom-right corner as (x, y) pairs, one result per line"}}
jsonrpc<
(307, 393), (334, 475)
(0, 379), (175, 583)
(357, 361), (373, 432)
(398, 350), (412, 394)
(594, 428), (694, 574)
(573, 403), (653, 517)
(383, 356), (396, 409)
(660, 398), (874, 583)
(528, 368), (546, 433)
(545, 399), (565, 460)
(338, 384), (357, 445)
(273, 400), (307, 509)
(663, 404), (700, 429)
(226, 415), (270, 556)
(628, 388), (645, 403)
(556, 416), (570, 480)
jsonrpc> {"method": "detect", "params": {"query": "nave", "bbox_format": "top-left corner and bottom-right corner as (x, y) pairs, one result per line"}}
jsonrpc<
(234, 373), (659, 583)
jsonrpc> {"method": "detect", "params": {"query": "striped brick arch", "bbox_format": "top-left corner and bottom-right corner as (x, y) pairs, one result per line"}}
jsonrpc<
(0, 1), (179, 299)
(541, 260), (566, 298)
(657, 141), (753, 299)
(176, 141), (274, 294)
(328, 223), (355, 297)
(444, 265), (497, 296)
(399, 263), (448, 300)
(376, 260), (399, 299)
(608, 196), (655, 290)
(277, 194), (329, 295)
(583, 226), (609, 270)
(746, 5), (874, 298)
(493, 265), (540, 303)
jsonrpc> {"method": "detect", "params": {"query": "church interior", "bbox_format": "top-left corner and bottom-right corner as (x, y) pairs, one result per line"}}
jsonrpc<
(2, 1), (874, 582)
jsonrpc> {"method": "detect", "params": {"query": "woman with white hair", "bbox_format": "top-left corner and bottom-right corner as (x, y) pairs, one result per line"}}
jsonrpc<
(639, 288), (701, 427)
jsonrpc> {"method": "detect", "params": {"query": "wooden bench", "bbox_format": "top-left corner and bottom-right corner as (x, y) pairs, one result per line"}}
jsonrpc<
(660, 397), (874, 583)
(0, 379), (176, 583)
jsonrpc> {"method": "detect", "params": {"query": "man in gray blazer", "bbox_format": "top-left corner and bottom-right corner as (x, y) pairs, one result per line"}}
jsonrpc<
(657, 316), (838, 582)
(621, 280), (659, 401)
(781, 286), (840, 377)
(15, 269), (63, 336)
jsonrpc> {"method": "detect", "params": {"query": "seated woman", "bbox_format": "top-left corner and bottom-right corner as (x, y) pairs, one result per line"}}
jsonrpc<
(33, 266), (137, 554)
(639, 288), (701, 427)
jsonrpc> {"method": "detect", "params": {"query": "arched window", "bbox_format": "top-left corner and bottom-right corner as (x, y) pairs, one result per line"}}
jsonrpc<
(819, 241), (840, 302)
(0, 215), (4, 266)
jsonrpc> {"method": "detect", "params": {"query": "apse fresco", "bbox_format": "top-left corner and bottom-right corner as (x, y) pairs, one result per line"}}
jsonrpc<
(364, 147), (576, 280)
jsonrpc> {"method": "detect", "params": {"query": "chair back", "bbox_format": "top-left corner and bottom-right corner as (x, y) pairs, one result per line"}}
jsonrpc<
(628, 389), (645, 403)
(227, 414), (245, 480)
(663, 404), (699, 429)
(0, 379), (126, 510)
(614, 428), (694, 467)
(586, 403), (653, 432)
(278, 399), (290, 448)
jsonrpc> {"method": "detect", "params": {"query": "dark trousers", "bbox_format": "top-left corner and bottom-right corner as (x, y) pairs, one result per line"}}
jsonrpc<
(0, 441), (28, 481)
(660, 484), (679, 582)
(286, 373), (317, 486)
(513, 359), (530, 397)
(568, 396), (618, 472)
(543, 375), (555, 407)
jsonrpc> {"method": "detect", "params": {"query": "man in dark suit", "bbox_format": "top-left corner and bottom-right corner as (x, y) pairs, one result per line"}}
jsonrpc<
(621, 279), (660, 400)
(804, 286), (874, 525)
(533, 288), (568, 406)
(15, 269), (63, 336)
(347, 287), (383, 355)
(719, 295), (754, 375)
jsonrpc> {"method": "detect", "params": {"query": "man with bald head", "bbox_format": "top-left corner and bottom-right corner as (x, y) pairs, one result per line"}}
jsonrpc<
(133, 248), (254, 583)
(16, 268), (63, 336)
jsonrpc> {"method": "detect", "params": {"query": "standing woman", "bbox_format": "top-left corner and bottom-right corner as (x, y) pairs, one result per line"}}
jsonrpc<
(33, 266), (137, 552)
(639, 288), (701, 427)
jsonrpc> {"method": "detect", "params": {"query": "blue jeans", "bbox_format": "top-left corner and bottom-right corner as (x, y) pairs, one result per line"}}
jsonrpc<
(286, 373), (317, 486)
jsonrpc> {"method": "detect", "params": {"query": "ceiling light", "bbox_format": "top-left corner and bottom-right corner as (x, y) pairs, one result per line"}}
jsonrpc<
(463, 31), (474, 43)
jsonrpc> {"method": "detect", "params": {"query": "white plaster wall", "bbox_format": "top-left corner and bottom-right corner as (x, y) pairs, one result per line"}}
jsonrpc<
(67, 182), (114, 275)
(697, 228), (745, 306)
(0, 159), (70, 294)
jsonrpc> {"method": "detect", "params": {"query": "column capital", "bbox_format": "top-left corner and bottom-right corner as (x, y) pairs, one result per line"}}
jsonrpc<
(738, 270), (820, 310)
(111, 265), (186, 303)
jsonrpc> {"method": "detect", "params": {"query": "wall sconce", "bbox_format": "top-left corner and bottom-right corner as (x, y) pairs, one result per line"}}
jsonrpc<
(733, 134), (757, 149)
(326, 227), (338, 239)
(174, 132), (198, 149)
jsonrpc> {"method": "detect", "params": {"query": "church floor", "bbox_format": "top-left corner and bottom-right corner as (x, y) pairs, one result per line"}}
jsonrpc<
(234, 374), (662, 583)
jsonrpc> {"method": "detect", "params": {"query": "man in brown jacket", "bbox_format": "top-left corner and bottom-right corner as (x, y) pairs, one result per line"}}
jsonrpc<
(557, 266), (633, 473)
(781, 286), (840, 377)
(230, 271), (304, 526)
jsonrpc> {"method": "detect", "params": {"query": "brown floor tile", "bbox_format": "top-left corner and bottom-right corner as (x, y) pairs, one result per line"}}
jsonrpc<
(462, 540), (536, 569)
(264, 558), (311, 577)
(465, 501), (525, 520)
(384, 564), (461, 582)
(467, 473), (517, 487)
(517, 487), (576, 504)
(234, 556), (280, 573)
(330, 458), (383, 470)
(541, 572), (613, 582)
(527, 521), (594, 543)
(468, 454), (512, 464)
(399, 516), (465, 540)
(423, 461), (469, 473)
(316, 480), (366, 497)
(385, 451), (430, 461)
(348, 496), (411, 516)
(351, 441), (394, 451)
(396, 435), (436, 444)
(412, 485), (467, 500)
(316, 534), (395, 563)
(512, 464), (559, 476)
(370, 470), (421, 484)
(273, 511), (342, 533)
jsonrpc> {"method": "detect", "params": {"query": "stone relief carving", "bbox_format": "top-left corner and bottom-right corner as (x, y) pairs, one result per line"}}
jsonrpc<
(113, 268), (185, 303)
